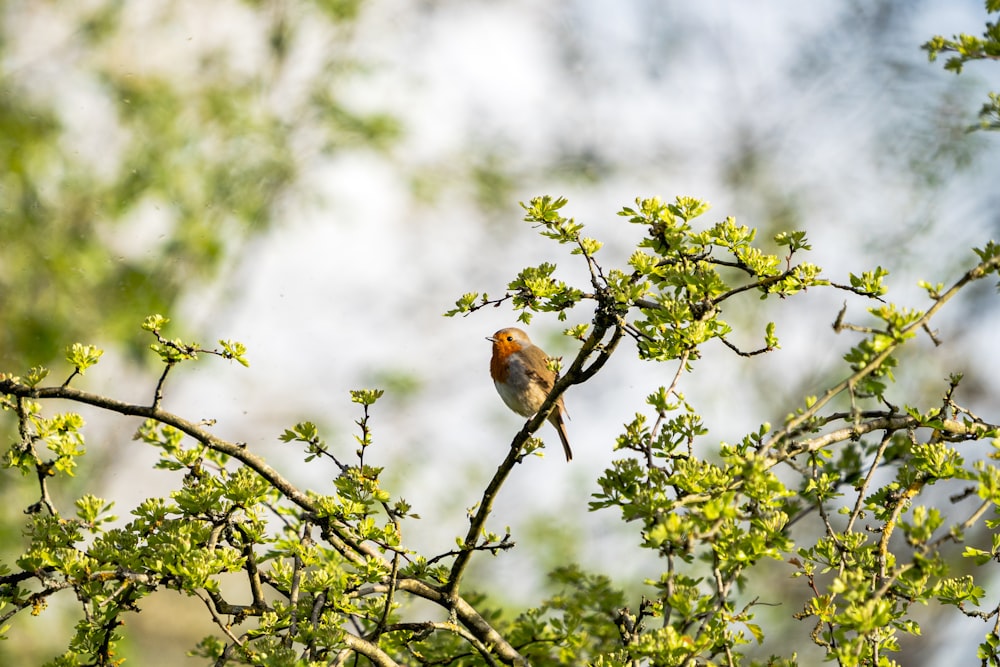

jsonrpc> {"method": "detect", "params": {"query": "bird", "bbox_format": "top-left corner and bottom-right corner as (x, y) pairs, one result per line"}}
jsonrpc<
(487, 327), (572, 461)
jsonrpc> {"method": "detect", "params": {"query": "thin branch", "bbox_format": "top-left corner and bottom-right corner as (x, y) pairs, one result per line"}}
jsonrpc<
(206, 589), (268, 617)
(339, 631), (402, 666)
(643, 350), (691, 467)
(14, 396), (58, 515)
(717, 335), (773, 357)
(305, 591), (327, 663)
(927, 498), (994, 552)
(0, 380), (316, 512)
(780, 415), (997, 462)
(387, 621), (501, 667)
(332, 631), (412, 667)
(445, 323), (620, 600)
(922, 322), (943, 346)
(828, 282), (888, 302)
(374, 550), (400, 640)
(760, 253), (1000, 456)
(395, 578), (528, 666)
(152, 362), (173, 409)
(61, 369), (81, 388)
(0, 583), (68, 626)
(457, 292), (516, 316)
(195, 589), (246, 650)
(30, 462), (58, 516)
(425, 534), (514, 567)
(286, 549), (304, 648)
(235, 523), (267, 609)
(846, 430), (895, 534)
(709, 267), (796, 304)
(808, 453), (840, 548)
(576, 323), (625, 384)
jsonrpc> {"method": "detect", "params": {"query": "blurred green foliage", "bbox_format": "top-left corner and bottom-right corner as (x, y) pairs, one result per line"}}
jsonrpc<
(923, 1), (1000, 130)
(0, 0), (398, 368)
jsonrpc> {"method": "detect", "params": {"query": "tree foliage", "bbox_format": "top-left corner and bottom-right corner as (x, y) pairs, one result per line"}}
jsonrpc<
(4, 188), (1000, 665)
(3, 4), (1000, 667)
(923, 0), (1000, 130)
(0, 0), (398, 367)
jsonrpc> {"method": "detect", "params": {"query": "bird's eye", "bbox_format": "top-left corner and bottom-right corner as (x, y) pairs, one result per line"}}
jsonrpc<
(506, 335), (513, 342)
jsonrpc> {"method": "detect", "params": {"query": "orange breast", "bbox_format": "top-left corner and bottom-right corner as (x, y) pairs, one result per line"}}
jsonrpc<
(490, 341), (517, 383)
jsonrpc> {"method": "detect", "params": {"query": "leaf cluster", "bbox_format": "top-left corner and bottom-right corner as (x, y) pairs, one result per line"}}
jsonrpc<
(923, 2), (1000, 130)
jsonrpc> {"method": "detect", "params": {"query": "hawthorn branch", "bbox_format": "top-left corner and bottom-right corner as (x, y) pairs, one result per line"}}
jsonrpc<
(29, 462), (58, 516)
(760, 252), (1000, 456)
(425, 533), (514, 567)
(0, 377), (531, 667)
(152, 362), (173, 409)
(717, 335), (773, 357)
(828, 281), (888, 301)
(709, 266), (797, 304)
(781, 415), (997, 461)
(445, 322), (622, 602)
(845, 429), (896, 534)
(0, 377), (389, 570)
(337, 632), (401, 667)
(206, 589), (268, 618)
(196, 590), (247, 650)
(286, 550), (304, 648)
(386, 621), (500, 667)
(1, 380), (315, 511)
(396, 578), (528, 667)
(670, 412), (998, 514)
(374, 550), (400, 641)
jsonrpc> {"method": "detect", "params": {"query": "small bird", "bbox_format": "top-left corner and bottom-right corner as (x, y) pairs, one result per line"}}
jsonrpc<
(487, 327), (572, 461)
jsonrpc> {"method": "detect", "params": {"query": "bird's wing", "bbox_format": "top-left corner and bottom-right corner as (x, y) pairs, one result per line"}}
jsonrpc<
(520, 346), (556, 392)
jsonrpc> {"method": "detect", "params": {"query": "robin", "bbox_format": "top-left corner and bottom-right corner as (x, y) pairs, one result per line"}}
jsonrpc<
(487, 327), (572, 461)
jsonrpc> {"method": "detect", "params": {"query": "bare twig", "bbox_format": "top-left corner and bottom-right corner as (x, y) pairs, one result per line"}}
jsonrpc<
(195, 589), (246, 649)
(846, 430), (895, 534)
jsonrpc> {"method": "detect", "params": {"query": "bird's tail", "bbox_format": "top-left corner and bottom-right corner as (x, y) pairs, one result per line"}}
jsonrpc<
(549, 412), (573, 462)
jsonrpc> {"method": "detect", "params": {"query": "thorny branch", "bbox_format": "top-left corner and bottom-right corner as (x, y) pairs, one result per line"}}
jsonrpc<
(0, 377), (529, 665)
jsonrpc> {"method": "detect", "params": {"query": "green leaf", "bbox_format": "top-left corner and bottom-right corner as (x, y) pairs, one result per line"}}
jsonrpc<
(25, 366), (49, 388)
(444, 292), (481, 317)
(66, 343), (104, 375)
(75, 495), (116, 531)
(573, 237), (603, 255)
(218, 339), (249, 367)
(142, 314), (169, 332)
(350, 389), (384, 405)
(848, 267), (889, 297)
(764, 321), (779, 349)
(774, 230), (811, 252)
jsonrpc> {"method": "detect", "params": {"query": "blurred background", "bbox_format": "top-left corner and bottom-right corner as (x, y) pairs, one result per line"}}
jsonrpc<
(2, 0), (998, 664)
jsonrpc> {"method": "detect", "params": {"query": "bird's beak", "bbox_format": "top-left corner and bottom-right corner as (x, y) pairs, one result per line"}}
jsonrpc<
(485, 336), (496, 343)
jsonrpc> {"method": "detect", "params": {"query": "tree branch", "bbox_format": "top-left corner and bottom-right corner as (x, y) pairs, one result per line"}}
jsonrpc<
(396, 578), (528, 667)
(445, 322), (621, 601)
(759, 253), (1000, 456)
(0, 378), (389, 569)
(0, 377), (531, 666)
(340, 632), (401, 667)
